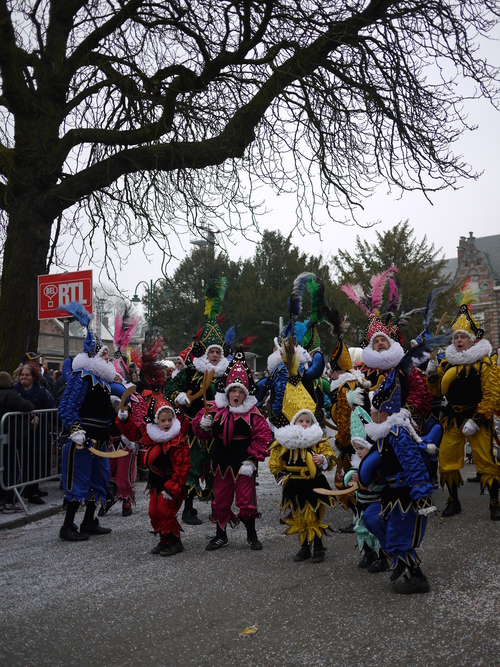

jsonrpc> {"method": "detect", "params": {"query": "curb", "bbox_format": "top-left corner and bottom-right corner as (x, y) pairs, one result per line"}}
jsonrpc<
(0, 503), (64, 531)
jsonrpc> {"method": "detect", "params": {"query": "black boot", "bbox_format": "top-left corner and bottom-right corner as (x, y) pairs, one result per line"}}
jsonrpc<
(182, 489), (203, 525)
(80, 501), (111, 535)
(442, 483), (461, 517)
(242, 517), (262, 550)
(59, 500), (89, 542)
(293, 543), (311, 562)
(488, 482), (500, 521)
(358, 547), (377, 569)
(311, 536), (326, 563)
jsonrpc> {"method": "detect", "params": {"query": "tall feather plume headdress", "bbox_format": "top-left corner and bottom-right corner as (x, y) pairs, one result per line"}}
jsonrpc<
(451, 277), (484, 340)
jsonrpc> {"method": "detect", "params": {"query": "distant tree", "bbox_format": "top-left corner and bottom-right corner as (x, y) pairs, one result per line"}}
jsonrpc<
(1, 0), (499, 371)
(332, 221), (455, 345)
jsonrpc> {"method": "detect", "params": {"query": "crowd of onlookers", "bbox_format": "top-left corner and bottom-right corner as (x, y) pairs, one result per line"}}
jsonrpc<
(0, 353), (61, 514)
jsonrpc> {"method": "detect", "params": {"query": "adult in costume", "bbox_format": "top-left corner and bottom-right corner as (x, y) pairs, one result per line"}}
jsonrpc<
(165, 277), (231, 524)
(58, 302), (123, 542)
(359, 371), (435, 594)
(192, 350), (272, 551)
(426, 281), (500, 520)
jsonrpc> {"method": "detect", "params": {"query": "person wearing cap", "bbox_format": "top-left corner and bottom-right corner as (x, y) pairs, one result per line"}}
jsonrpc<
(57, 302), (122, 542)
(192, 350), (273, 551)
(358, 371), (435, 594)
(426, 288), (500, 520)
(117, 397), (190, 556)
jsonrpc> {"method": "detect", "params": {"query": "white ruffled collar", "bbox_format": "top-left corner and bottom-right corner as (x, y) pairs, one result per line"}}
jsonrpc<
(266, 345), (311, 373)
(445, 337), (492, 366)
(330, 368), (368, 391)
(192, 355), (229, 377)
(361, 341), (405, 371)
(72, 353), (118, 384)
(146, 418), (181, 443)
(364, 411), (408, 441)
(214, 392), (258, 413)
(274, 422), (324, 449)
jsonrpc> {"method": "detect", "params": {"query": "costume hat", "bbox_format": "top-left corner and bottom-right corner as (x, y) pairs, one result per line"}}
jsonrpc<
(451, 278), (484, 340)
(218, 349), (257, 396)
(192, 277), (229, 357)
(371, 369), (401, 415)
(350, 405), (373, 448)
(60, 301), (105, 357)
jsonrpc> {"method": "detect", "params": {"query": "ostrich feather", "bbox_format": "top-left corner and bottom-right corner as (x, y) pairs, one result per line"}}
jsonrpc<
(204, 277), (228, 318)
(225, 323), (240, 349)
(289, 272), (315, 319)
(340, 283), (371, 315)
(422, 288), (441, 330)
(60, 301), (92, 328)
(399, 334), (452, 375)
(141, 336), (165, 387)
(305, 276), (325, 325)
(369, 267), (399, 313)
(114, 306), (140, 352)
(387, 277), (401, 315)
(280, 334), (300, 376)
(322, 305), (348, 337)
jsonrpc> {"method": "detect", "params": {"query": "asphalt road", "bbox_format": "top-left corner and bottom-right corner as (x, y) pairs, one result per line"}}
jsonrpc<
(1, 463), (499, 667)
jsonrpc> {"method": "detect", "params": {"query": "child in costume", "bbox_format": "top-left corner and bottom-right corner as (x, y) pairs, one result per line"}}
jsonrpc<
(358, 370), (436, 594)
(268, 403), (336, 563)
(192, 350), (272, 551)
(344, 406), (388, 573)
(117, 396), (190, 556)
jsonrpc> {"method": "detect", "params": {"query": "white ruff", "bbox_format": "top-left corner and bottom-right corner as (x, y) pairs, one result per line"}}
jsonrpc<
(267, 350), (282, 373)
(365, 412), (408, 441)
(146, 418), (181, 443)
(362, 341), (405, 370)
(445, 338), (492, 366)
(72, 353), (118, 383)
(274, 422), (324, 449)
(214, 392), (257, 413)
(330, 371), (361, 391)
(192, 355), (229, 377)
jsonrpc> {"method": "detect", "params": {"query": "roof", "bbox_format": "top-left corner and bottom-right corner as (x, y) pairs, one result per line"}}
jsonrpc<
(442, 234), (500, 285)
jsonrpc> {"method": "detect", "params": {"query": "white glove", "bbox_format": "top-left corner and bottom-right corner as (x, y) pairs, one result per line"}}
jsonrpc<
(462, 419), (479, 436)
(426, 359), (439, 376)
(239, 461), (256, 477)
(121, 436), (135, 450)
(110, 395), (121, 409)
(200, 414), (213, 431)
(426, 443), (437, 455)
(347, 387), (365, 407)
(161, 491), (172, 500)
(118, 409), (129, 421)
(70, 430), (86, 445)
(175, 392), (191, 406)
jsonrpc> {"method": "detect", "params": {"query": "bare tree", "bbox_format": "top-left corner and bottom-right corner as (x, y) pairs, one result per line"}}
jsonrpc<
(0, 0), (499, 370)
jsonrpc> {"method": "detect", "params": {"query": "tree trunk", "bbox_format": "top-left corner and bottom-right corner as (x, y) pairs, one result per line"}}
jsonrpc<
(0, 196), (53, 373)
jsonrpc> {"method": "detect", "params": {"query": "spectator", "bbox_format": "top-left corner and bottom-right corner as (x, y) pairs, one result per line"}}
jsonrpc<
(0, 372), (35, 513)
(13, 363), (55, 504)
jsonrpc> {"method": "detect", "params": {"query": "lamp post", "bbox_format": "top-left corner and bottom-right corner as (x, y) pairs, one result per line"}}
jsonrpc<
(131, 279), (169, 334)
(261, 317), (284, 332)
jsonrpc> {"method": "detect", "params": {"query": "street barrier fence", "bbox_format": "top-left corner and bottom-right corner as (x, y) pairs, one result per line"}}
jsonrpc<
(0, 408), (62, 514)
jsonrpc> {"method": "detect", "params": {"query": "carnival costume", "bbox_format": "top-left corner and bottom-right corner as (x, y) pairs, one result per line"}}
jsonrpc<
(58, 302), (122, 542)
(341, 267), (432, 420)
(267, 329), (337, 563)
(426, 281), (500, 520)
(192, 350), (272, 550)
(358, 370), (435, 594)
(165, 277), (231, 524)
(117, 395), (190, 556)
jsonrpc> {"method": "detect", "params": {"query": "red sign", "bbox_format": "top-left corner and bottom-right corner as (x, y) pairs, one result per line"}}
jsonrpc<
(38, 270), (93, 320)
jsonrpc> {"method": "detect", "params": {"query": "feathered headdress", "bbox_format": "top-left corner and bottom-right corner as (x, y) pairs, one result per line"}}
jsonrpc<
(60, 301), (104, 357)
(113, 306), (140, 381)
(301, 276), (325, 353)
(398, 333), (452, 376)
(278, 272), (315, 345)
(140, 336), (165, 389)
(192, 276), (229, 357)
(451, 278), (484, 340)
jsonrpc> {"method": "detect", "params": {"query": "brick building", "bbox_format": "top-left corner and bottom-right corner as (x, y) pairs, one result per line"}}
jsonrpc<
(444, 232), (500, 349)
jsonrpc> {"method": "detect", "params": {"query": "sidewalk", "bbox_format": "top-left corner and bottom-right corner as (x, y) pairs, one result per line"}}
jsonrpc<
(0, 478), (65, 530)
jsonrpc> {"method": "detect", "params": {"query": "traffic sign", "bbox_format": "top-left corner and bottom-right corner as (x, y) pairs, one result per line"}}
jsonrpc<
(38, 270), (93, 320)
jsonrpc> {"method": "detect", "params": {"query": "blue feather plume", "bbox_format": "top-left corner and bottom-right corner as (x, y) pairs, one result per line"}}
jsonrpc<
(288, 272), (315, 319)
(423, 288), (441, 330)
(61, 301), (92, 328)
(399, 333), (451, 375)
(225, 323), (240, 349)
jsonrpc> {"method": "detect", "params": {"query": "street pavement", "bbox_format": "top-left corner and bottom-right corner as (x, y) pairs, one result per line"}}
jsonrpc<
(1, 462), (499, 667)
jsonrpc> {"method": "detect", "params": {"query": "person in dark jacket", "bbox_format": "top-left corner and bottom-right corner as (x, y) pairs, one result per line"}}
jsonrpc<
(0, 371), (35, 513)
(13, 363), (55, 504)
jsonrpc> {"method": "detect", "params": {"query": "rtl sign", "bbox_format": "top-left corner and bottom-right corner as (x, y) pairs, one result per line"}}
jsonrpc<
(38, 270), (93, 320)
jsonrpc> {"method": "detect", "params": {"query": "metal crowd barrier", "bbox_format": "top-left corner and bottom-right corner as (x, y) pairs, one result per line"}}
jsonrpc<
(0, 408), (62, 515)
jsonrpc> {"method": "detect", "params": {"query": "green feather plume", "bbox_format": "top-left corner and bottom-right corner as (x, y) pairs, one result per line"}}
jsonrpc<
(204, 277), (227, 318)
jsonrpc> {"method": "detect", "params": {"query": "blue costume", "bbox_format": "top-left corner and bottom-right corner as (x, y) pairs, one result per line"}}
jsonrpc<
(358, 370), (435, 594)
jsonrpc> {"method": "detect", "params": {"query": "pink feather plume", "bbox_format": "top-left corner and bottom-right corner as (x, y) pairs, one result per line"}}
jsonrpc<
(340, 283), (371, 315)
(369, 267), (398, 312)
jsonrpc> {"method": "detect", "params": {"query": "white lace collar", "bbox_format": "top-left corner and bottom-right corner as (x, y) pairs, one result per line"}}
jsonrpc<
(192, 355), (230, 377)
(146, 417), (181, 443)
(445, 337), (492, 366)
(274, 422), (324, 449)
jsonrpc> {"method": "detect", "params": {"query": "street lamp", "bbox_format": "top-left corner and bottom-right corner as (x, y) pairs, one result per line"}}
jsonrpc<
(261, 317), (284, 332)
(131, 279), (170, 333)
